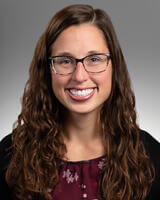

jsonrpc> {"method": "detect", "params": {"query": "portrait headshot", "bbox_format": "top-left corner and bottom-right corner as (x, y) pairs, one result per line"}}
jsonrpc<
(0, 1), (160, 200)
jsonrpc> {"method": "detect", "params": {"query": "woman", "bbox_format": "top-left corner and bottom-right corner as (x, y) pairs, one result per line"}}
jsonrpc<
(0, 4), (159, 200)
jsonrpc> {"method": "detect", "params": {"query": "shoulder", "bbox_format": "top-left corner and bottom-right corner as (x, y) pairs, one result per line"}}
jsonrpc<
(0, 134), (13, 197)
(0, 133), (13, 173)
(139, 129), (160, 163)
(139, 129), (160, 199)
(140, 129), (160, 148)
(0, 134), (12, 168)
(0, 134), (12, 150)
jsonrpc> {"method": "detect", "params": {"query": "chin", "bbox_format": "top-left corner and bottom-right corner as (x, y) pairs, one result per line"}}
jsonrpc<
(67, 104), (101, 115)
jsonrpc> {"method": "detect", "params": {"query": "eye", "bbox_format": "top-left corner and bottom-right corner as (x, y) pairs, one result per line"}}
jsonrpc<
(59, 58), (72, 65)
(88, 55), (102, 63)
(90, 57), (100, 62)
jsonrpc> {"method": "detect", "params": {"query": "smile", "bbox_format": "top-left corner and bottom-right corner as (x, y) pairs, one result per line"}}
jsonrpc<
(69, 88), (94, 97)
(66, 88), (97, 101)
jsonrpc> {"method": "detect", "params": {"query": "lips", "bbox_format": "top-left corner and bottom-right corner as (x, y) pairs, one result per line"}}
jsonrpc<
(66, 87), (97, 101)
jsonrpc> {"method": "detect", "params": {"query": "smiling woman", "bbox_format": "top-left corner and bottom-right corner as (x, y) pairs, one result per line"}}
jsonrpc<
(0, 4), (160, 200)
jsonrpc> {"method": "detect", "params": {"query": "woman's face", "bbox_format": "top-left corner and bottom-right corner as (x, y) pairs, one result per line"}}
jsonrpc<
(50, 23), (112, 115)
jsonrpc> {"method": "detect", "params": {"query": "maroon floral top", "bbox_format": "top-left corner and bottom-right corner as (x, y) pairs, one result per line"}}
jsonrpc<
(50, 155), (106, 200)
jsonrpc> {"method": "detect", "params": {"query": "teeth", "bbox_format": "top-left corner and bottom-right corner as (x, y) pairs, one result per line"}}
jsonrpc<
(69, 89), (94, 97)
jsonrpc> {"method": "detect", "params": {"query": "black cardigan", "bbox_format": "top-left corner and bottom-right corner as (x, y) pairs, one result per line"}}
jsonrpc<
(0, 129), (160, 199)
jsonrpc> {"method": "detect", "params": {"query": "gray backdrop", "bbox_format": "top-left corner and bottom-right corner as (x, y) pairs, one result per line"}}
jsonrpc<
(0, 0), (160, 141)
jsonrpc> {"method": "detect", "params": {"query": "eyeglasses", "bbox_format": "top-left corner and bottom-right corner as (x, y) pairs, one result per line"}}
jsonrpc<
(48, 53), (111, 75)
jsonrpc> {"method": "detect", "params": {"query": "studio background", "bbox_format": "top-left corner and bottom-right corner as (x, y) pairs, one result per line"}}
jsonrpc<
(0, 0), (160, 141)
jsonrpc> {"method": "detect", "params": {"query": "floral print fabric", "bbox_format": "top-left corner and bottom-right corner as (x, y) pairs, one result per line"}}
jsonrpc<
(51, 155), (106, 200)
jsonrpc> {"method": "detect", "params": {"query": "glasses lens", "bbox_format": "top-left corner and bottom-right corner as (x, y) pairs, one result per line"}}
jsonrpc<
(84, 54), (108, 72)
(53, 56), (75, 74)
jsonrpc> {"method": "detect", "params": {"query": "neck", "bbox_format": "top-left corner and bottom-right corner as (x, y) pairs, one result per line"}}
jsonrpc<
(62, 109), (102, 144)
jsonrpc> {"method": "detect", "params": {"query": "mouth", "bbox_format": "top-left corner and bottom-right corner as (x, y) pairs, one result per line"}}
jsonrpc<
(66, 87), (97, 101)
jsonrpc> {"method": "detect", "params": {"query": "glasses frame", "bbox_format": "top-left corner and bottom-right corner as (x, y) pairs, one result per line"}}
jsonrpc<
(48, 53), (111, 75)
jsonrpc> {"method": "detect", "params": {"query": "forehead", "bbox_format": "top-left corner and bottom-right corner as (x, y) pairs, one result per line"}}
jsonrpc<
(51, 23), (108, 56)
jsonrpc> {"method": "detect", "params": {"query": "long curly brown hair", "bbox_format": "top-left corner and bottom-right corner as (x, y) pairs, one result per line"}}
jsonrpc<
(6, 4), (155, 200)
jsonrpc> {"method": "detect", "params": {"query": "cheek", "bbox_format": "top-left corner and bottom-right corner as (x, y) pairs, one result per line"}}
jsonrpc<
(51, 78), (65, 104)
(95, 65), (112, 90)
(100, 76), (112, 95)
(96, 66), (112, 100)
(105, 64), (112, 88)
(52, 78), (61, 90)
(51, 73), (69, 95)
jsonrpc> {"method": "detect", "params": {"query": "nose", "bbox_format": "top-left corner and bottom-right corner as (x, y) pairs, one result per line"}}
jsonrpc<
(71, 61), (89, 82)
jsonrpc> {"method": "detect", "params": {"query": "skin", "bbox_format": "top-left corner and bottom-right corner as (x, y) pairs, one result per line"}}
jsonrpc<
(50, 23), (112, 161)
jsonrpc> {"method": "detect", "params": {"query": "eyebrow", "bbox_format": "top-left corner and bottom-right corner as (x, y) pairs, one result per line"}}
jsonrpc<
(54, 50), (104, 57)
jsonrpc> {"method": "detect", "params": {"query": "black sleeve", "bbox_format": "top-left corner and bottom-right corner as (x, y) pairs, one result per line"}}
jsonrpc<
(0, 134), (13, 199)
(140, 129), (160, 200)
